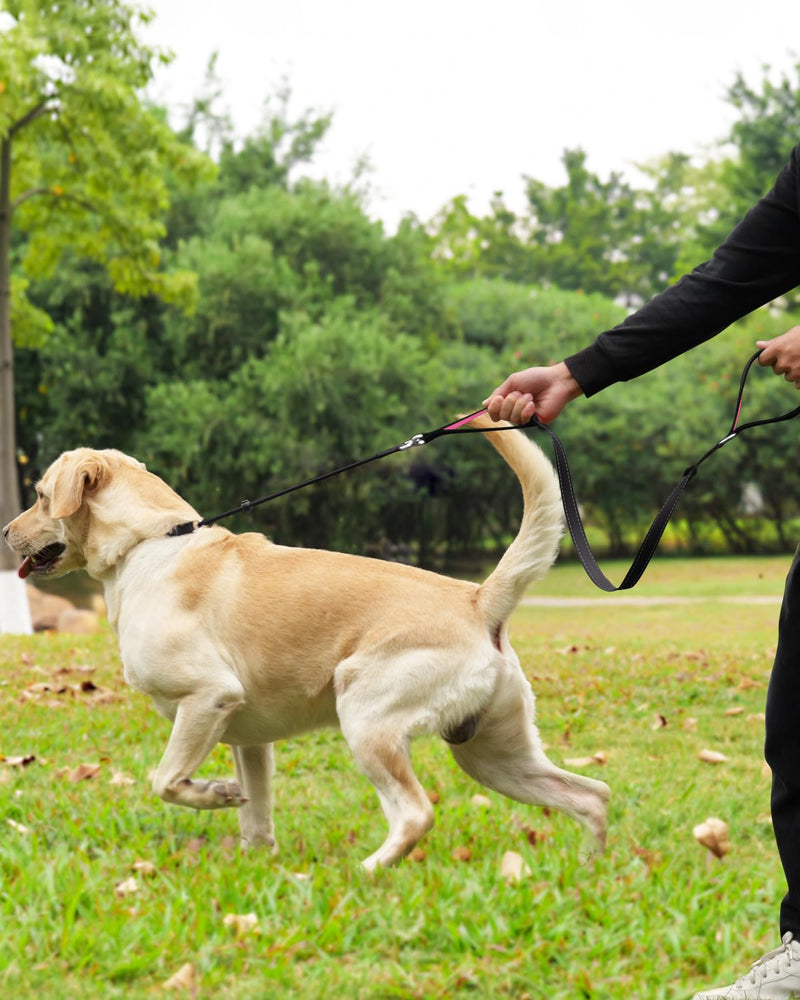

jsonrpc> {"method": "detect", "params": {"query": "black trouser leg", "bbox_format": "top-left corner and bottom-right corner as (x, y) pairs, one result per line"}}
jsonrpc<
(766, 546), (800, 937)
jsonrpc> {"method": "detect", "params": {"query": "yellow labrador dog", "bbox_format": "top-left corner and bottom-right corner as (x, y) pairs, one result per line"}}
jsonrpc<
(3, 416), (609, 868)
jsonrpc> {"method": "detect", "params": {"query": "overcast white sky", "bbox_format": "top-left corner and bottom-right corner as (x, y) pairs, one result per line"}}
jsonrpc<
(141, 0), (800, 230)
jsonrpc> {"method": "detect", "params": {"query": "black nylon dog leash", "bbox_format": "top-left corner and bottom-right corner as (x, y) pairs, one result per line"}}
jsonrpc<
(168, 350), (800, 593)
(535, 349), (800, 591)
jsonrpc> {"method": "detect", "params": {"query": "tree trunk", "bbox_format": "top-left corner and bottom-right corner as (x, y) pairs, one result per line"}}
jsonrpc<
(0, 134), (32, 632)
(0, 134), (21, 572)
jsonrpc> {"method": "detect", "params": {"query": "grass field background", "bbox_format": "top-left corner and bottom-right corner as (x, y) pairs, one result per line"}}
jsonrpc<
(0, 554), (792, 998)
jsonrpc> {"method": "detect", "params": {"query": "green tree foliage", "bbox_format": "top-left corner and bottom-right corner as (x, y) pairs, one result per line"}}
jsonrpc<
(430, 149), (687, 305)
(444, 278), (625, 352)
(657, 62), (800, 277)
(1, 0), (209, 317)
(722, 63), (800, 216)
(14, 64), (339, 482)
(168, 181), (426, 378)
(0, 0), (211, 570)
(10, 43), (800, 569)
(139, 302), (442, 551)
(429, 193), (535, 284)
(523, 148), (683, 305)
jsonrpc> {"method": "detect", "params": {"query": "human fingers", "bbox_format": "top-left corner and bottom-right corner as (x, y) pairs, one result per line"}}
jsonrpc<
(757, 326), (800, 381)
(484, 390), (535, 424)
(483, 371), (528, 406)
(757, 338), (782, 370)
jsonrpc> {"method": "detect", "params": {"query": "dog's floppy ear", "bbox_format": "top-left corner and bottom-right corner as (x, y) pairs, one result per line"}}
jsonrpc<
(49, 452), (109, 520)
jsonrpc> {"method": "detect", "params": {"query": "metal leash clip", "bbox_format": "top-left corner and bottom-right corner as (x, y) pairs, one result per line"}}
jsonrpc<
(398, 433), (426, 451)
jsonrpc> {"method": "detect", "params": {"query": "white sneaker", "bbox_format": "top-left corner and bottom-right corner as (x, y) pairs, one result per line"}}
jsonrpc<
(693, 933), (800, 999)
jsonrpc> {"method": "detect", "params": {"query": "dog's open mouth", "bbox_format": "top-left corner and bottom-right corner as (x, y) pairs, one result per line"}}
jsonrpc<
(18, 543), (67, 580)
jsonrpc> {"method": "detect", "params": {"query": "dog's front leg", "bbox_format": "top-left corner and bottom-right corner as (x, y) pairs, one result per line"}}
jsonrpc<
(151, 683), (248, 810)
(232, 744), (278, 852)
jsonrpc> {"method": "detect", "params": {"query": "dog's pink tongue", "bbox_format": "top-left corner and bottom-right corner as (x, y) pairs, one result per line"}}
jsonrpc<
(18, 557), (33, 580)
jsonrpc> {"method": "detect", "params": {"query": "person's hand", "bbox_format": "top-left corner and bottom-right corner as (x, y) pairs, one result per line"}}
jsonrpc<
(483, 361), (583, 424)
(757, 326), (800, 386)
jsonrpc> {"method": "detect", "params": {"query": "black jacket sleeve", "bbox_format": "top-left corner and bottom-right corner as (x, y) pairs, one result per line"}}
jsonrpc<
(564, 144), (800, 397)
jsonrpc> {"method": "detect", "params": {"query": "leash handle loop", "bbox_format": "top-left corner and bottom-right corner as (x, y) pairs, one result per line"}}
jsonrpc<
(682, 350), (800, 476)
(532, 348), (799, 591)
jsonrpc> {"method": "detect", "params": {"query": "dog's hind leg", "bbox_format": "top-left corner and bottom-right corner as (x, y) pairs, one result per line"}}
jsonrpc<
(448, 669), (610, 852)
(232, 744), (278, 851)
(337, 703), (434, 871)
(349, 731), (434, 872)
(151, 681), (248, 811)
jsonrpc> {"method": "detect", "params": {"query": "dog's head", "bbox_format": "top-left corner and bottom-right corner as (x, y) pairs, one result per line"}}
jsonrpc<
(3, 448), (198, 580)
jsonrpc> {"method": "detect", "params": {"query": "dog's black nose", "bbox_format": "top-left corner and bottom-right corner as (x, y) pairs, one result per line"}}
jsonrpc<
(2, 524), (8, 538)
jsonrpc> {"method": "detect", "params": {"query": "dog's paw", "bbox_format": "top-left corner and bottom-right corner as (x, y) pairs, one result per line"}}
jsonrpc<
(161, 777), (248, 809)
(240, 833), (278, 854)
(208, 780), (248, 807)
(578, 832), (606, 865)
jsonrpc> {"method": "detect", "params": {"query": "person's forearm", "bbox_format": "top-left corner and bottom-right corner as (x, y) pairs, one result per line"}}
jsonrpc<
(567, 146), (800, 397)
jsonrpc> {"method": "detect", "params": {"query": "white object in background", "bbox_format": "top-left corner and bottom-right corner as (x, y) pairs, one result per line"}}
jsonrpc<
(0, 570), (32, 634)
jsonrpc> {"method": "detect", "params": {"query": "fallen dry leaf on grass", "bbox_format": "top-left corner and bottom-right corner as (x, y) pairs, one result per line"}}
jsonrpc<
(20, 675), (118, 706)
(25, 682), (67, 695)
(114, 877), (139, 898)
(563, 751), (608, 768)
(698, 749), (728, 765)
(163, 963), (196, 991)
(500, 850), (529, 881)
(110, 770), (135, 786)
(1, 754), (35, 767)
(693, 817), (731, 858)
(132, 860), (157, 877)
(223, 912), (260, 937)
(724, 706), (744, 716)
(737, 676), (763, 691)
(471, 794), (492, 808)
(452, 846), (472, 862)
(61, 763), (101, 782)
(8, 819), (30, 834)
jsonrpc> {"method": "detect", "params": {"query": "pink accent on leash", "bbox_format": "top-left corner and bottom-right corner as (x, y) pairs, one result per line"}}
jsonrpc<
(732, 397), (743, 431)
(443, 408), (488, 431)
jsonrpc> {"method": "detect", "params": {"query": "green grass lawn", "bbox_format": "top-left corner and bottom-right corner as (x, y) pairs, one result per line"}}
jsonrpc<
(527, 552), (790, 599)
(0, 554), (791, 998)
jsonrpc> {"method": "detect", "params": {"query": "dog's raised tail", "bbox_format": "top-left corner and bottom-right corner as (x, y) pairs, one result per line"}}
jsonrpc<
(471, 414), (563, 632)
